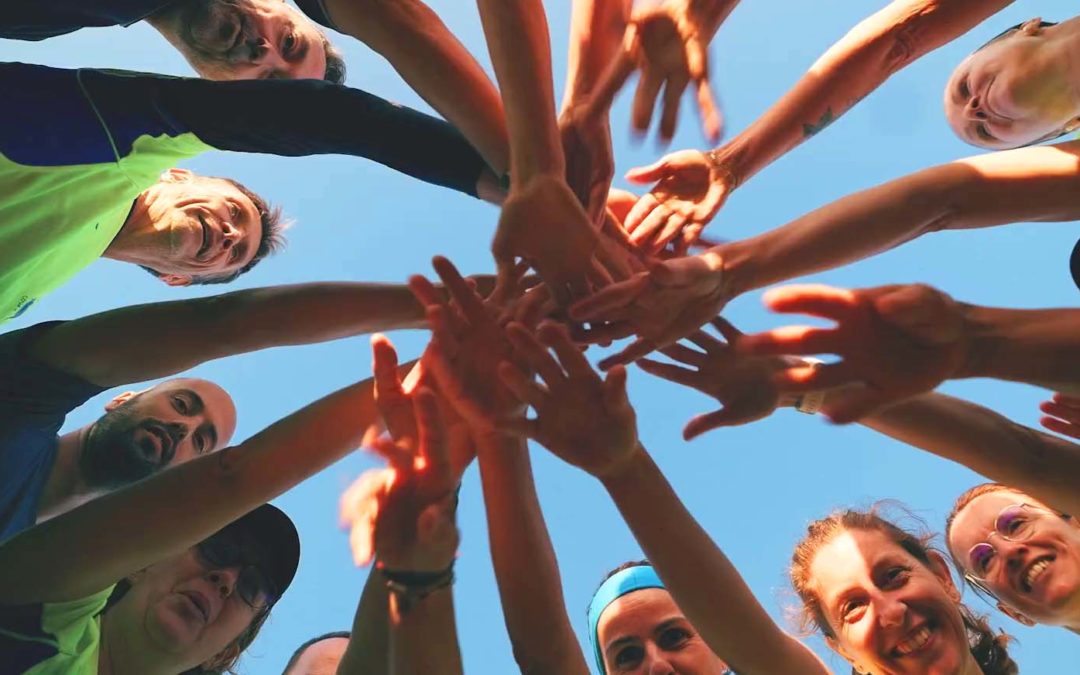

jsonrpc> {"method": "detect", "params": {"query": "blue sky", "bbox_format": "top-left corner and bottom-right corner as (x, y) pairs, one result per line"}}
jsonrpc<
(5, 0), (1080, 671)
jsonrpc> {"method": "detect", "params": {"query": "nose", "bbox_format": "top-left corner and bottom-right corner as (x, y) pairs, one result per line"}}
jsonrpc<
(221, 221), (242, 250)
(644, 645), (675, 675)
(248, 36), (286, 70)
(1003, 542), (1030, 574)
(875, 595), (906, 629)
(208, 567), (240, 599)
(965, 95), (989, 121)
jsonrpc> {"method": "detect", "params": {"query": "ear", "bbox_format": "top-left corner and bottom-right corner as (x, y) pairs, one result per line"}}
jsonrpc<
(1019, 17), (1045, 36)
(105, 390), (138, 411)
(159, 167), (193, 184)
(159, 273), (193, 287)
(996, 601), (1037, 627)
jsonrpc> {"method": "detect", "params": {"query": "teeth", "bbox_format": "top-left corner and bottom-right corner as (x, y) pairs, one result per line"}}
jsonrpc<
(895, 626), (931, 656)
(1024, 559), (1051, 589)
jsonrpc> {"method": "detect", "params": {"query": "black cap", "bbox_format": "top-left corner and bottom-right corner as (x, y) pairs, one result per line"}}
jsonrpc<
(214, 503), (301, 603)
(1071, 238), (1080, 292)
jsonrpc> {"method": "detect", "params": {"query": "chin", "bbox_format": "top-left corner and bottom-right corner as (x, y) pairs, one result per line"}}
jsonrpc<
(147, 595), (202, 652)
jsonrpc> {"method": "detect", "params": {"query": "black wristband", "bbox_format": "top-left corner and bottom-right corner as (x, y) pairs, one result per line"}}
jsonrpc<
(378, 562), (455, 590)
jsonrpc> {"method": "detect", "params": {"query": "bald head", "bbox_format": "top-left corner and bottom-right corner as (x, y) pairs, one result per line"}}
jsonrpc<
(283, 632), (350, 675)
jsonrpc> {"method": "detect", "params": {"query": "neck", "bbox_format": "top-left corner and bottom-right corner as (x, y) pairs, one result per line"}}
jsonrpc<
(1047, 17), (1080, 114)
(102, 195), (154, 266)
(36, 426), (104, 525)
(99, 608), (181, 675)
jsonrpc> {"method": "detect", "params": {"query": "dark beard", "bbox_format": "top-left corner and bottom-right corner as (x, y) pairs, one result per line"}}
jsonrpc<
(80, 402), (176, 490)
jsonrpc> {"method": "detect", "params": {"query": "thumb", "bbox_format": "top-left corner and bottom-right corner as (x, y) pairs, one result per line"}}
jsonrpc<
(602, 365), (631, 409)
(822, 389), (891, 425)
(625, 157), (672, 184)
(683, 408), (741, 440)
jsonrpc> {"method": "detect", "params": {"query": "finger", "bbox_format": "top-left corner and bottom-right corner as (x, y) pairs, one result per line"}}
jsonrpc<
(636, 357), (699, 386)
(1039, 401), (1080, 424)
(629, 205), (670, 247)
(569, 273), (651, 320)
(709, 316), (742, 342)
(432, 256), (486, 324)
(545, 278), (573, 309)
(495, 415), (542, 440)
(684, 408), (746, 440)
(367, 435), (414, 472)
(685, 328), (726, 353)
(598, 337), (657, 370)
(772, 362), (857, 394)
(426, 305), (461, 358)
(588, 257), (615, 291)
(658, 75), (688, 142)
(415, 387), (451, 480)
(497, 361), (550, 410)
(761, 284), (858, 320)
(694, 74), (722, 144)
(737, 326), (840, 357)
(1040, 416), (1080, 440)
(571, 320), (638, 344)
(657, 343), (707, 366)
(408, 274), (444, 310)
(539, 321), (598, 382)
(589, 46), (636, 115)
(1051, 392), (1080, 409)
(371, 333), (402, 392)
(625, 159), (672, 185)
(631, 72), (664, 135)
(506, 322), (566, 385)
(651, 212), (688, 253)
(623, 191), (661, 233)
(602, 364), (632, 411)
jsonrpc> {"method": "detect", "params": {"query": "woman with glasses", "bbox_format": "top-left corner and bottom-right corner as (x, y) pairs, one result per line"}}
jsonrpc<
(0, 503), (298, 674)
(946, 484), (1080, 635)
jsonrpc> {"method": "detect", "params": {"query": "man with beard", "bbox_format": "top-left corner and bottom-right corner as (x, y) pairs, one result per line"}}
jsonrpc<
(0, 278), (443, 542)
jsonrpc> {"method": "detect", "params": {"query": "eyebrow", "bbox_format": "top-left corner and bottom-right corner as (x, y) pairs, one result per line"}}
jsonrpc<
(605, 635), (639, 657)
(180, 389), (219, 450)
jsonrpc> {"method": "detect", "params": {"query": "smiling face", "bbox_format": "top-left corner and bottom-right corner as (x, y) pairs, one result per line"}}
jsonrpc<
(153, 0), (327, 80)
(81, 378), (236, 489)
(808, 529), (976, 675)
(948, 489), (1080, 626)
(596, 588), (728, 675)
(118, 169), (266, 285)
(944, 20), (1080, 149)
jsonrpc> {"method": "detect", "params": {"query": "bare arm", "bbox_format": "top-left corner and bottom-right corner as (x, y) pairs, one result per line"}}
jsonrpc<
(961, 305), (1080, 392)
(721, 140), (1080, 296)
(324, 0), (510, 175)
(474, 432), (589, 675)
(28, 283), (426, 388)
(860, 392), (1080, 517)
(600, 449), (830, 675)
(562, 0), (631, 109)
(0, 375), (379, 604)
(337, 571), (390, 675)
(388, 587), (462, 675)
(714, 0), (1014, 187)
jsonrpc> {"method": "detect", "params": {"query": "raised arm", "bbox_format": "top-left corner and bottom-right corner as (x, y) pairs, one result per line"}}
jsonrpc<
(28, 282), (427, 388)
(719, 139), (1080, 297)
(620, 0), (1015, 248)
(411, 258), (590, 675)
(0, 370), (380, 604)
(317, 0), (509, 177)
(495, 322), (829, 675)
(475, 0), (599, 305)
(858, 392), (1080, 519)
(739, 283), (1080, 420)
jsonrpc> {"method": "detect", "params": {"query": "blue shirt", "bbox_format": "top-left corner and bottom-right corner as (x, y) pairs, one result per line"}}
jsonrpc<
(0, 323), (104, 542)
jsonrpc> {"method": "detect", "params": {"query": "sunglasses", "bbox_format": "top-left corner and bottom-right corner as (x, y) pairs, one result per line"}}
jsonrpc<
(195, 535), (279, 610)
(964, 503), (1052, 589)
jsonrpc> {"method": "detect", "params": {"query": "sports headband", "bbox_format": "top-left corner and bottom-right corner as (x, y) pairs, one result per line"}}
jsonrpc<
(587, 565), (665, 674)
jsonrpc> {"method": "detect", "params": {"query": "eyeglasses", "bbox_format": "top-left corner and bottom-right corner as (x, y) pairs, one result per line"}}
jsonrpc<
(195, 535), (279, 610)
(964, 503), (1051, 585)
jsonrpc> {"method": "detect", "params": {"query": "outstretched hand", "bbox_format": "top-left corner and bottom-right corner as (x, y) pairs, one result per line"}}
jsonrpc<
(1040, 392), (1080, 441)
(623, 149), (732, 254)
(637, 317), (797, 439)
(497, 322), (640, 479)
(340, 384), (458, 573)
(738, 283), (971, 423)
(571, 250), (729, 369)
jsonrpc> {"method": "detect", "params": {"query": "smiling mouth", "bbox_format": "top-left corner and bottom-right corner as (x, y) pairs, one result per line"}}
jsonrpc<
(1021, 556), (1054, 593)
(196, 214), (211, 260)
(982, 78), (1011, 122)
(891, 622), (934, 658)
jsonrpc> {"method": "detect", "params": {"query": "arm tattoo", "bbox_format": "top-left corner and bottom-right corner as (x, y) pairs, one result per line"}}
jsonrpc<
(802, 107), (835, 138)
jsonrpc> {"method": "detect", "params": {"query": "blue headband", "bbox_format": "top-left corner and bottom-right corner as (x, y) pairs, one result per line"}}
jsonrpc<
(587, 565), (665, 674)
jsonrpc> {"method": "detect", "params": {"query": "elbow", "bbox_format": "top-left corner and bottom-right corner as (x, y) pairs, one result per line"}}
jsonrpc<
(841, 3), (939, 78)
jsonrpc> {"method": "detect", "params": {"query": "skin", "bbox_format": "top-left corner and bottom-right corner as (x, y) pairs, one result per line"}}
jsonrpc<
(809, 529), (979, 675)
(146, 0), (327, 81)
(944, 18), (1080, 148)
(104, 169), (265, 286)
(99, 547), (264, 674)
(597, 588), (729, 675)
(287, 636), (351, 675)
(948, 489), (1080, 629)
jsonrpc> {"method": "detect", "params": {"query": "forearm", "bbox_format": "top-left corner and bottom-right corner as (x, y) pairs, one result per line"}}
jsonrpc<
(32, 283), (426, 387)
(860, 392), (1080, 516)
(962, 306), (1080, 392)
(683, 0), (741, 38)
(562, 0), (630, 107)
(475, 432), (588, 674)
(476, 0), (564, 181)
(388, 588), (463, 675)
(0, 377), (379, 604)
(600, 447), (827, 675)
(339, 0), (510, 175)
(337, 570), (391, 675)
(719, 141), (1080, 296)
(715, 0), (1012, 187)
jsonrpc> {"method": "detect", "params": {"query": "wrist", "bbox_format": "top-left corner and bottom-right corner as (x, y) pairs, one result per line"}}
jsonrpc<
(597, 442), (650, 488)
(704, 143), (747, 191)
(956, 303), (998, 380)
